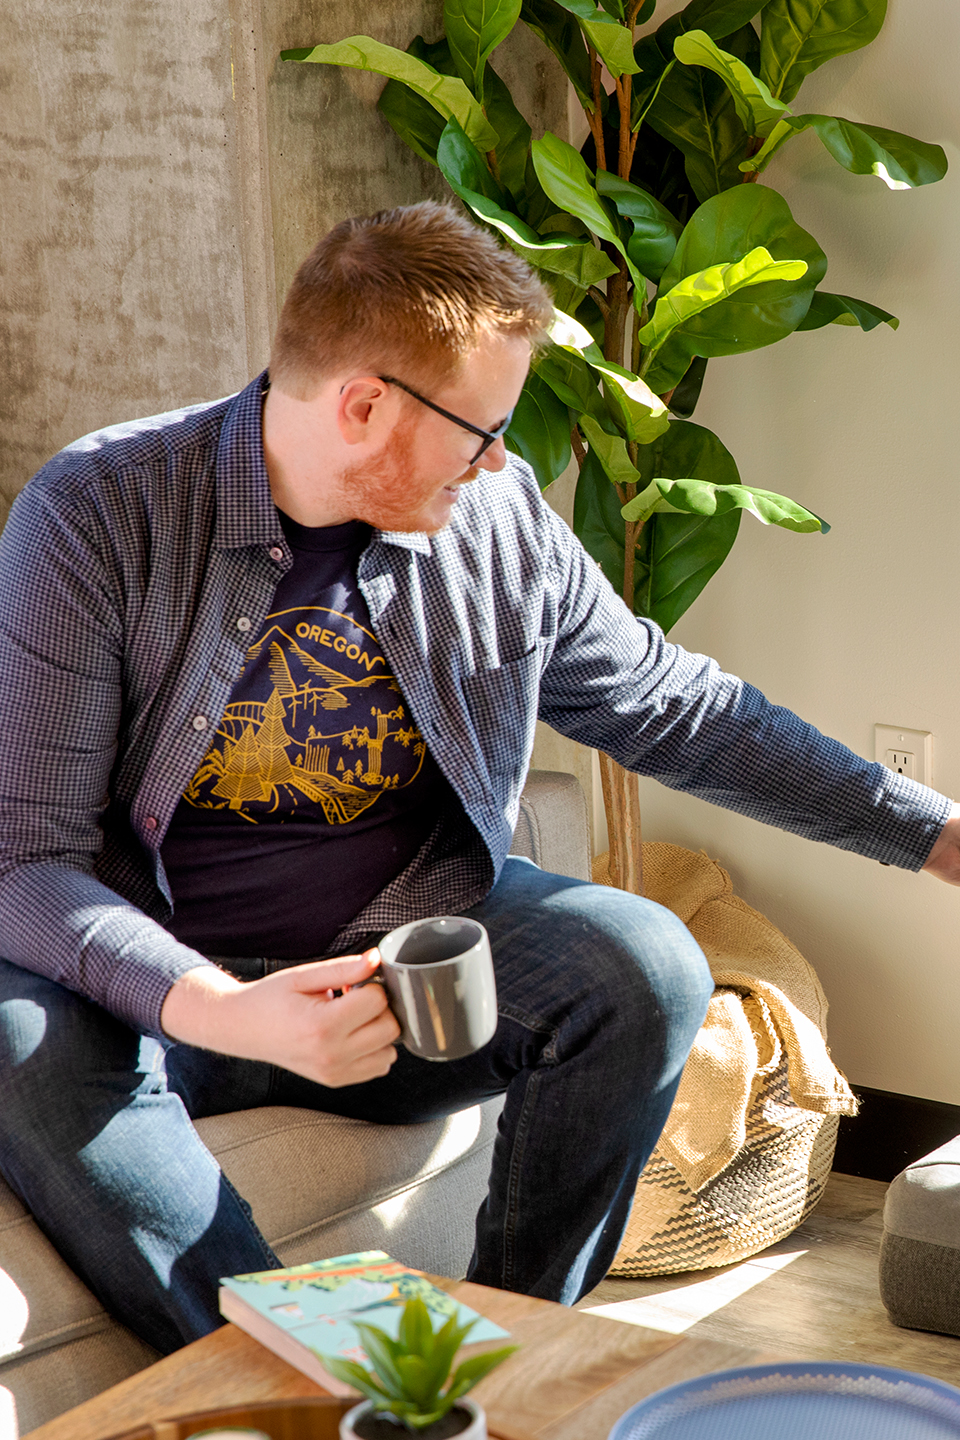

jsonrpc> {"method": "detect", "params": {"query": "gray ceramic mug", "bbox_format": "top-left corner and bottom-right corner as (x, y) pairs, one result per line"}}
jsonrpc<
(377, 917), (497, 1062)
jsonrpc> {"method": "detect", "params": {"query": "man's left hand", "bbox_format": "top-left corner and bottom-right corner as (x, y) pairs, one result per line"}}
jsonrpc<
(921, 802), (960, 885)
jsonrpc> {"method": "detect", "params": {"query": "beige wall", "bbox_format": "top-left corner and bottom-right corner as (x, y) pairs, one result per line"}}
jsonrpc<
(616, 0), (960, 1103)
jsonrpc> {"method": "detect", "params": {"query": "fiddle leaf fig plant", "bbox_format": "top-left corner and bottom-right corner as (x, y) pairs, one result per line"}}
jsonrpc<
(282, 0), (945, 634)
(282, 0), (946, 889)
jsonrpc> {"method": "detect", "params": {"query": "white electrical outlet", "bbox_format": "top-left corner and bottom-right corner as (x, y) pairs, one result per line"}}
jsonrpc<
(875, 724), (932, 787)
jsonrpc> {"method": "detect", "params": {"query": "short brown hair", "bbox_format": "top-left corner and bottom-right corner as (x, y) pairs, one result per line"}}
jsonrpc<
(270, 201), (554, 398)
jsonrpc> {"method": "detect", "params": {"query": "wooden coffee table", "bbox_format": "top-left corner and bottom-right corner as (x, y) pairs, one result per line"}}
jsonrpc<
(23, 1277), (783, 1440)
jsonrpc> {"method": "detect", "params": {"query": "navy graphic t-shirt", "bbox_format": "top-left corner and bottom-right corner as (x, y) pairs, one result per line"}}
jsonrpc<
(161, 514), (451, 957)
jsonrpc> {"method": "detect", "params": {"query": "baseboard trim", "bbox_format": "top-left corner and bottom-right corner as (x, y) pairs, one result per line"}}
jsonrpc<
(834, 1085), (960, 1182)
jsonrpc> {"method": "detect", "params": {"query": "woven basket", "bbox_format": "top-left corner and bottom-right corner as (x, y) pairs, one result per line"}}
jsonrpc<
(595, 842), (850, 1278)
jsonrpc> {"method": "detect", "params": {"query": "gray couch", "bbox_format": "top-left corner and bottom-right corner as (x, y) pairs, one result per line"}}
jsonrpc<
(880, 1134), (960, 1338)
(0, 770), (590, 1436)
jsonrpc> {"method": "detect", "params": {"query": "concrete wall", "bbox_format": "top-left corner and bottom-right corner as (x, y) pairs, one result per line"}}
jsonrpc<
(2, 0), (254, 520)
(1, 1), (566, 523)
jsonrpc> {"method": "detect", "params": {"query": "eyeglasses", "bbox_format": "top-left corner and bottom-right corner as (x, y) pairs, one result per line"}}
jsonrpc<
(378, 375), (514, 465)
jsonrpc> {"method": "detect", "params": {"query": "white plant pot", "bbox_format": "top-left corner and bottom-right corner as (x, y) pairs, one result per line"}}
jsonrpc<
(339, 1397), (487, 1440)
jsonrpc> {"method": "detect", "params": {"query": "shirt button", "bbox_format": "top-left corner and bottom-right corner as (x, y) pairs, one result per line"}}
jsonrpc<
(144, 816), (158, 831)
(269, 546), (284, 562)
(192, 715), (208, 731)
(236, 616), (252, 632)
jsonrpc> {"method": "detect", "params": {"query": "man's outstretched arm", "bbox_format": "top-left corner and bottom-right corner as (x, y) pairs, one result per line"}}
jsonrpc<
(921, 803), (960, 884)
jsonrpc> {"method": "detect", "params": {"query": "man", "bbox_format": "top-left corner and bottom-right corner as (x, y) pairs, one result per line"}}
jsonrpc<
(1, 202), (958, 1358)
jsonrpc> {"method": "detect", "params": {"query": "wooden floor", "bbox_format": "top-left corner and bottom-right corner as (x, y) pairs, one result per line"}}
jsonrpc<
(577, 1172), (960, 1387)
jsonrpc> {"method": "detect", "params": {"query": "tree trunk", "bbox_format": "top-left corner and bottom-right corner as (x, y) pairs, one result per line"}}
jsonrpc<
(598, 751), (643, 895)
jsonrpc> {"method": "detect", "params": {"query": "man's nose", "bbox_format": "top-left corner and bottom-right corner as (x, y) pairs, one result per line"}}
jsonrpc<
(478, 436), (508, 473)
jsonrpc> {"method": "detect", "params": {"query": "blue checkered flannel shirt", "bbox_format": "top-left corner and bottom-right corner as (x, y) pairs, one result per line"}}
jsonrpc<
(0, 374), (949, 1037)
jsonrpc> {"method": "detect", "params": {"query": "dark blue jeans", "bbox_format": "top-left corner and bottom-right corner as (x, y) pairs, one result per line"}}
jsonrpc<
(0, 858), (712, 1354)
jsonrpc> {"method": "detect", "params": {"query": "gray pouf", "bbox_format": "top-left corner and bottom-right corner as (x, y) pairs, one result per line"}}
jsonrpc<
(880, 1134), (960, 1337)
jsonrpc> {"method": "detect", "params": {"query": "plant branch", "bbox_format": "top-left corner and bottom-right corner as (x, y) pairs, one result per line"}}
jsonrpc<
(571, 424), (587, 469)
(604, 261), (630, 363)
(588, 285), (611, 319)
(587, 47), (607, 173)
(616, 75), (634, 179)
(741, 135), (763, 183)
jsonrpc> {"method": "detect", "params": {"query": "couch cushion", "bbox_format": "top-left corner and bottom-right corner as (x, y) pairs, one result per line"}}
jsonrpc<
(510, 769), (590, 881)
(200, 1103), (496, 1249)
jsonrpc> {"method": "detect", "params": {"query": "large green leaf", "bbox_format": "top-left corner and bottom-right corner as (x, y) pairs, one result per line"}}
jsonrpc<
(797, 289), (898, 331)
(669, 0), (771, 41)
(759, 0), (887, 103)
(622, 475), (828, 532)
(639, 246), (808, 357)
(574, 443), (639, 603)
(594, 171), (683, 282)
(520, 0), (594, 107)
(377, 82), (447, 166)
(744, 113), (949, 189)
(579, 415), (642, 487)
(588, 361), (672, 442)
(550, 0), (642, 76)
(483, 65), (533, 204)
(668, 355), (709, 416)
(439, 172), (618, 297)
(444, 0), (522, 100)
(636, 507), (742, 630)
(533, 341), (610, 425)
(376, 35), (459, 167)
(641, 23), (757, 201)
(436, 118), (510, 205)
(573, 425), (745, 629)
(531, 133), (627, 254)
(506, 373), (573, 486)
(674, 30), (790, 137)
(645, 185), (827, 391)
(550, 308), (604, 357)
(282, 37), (499, 152)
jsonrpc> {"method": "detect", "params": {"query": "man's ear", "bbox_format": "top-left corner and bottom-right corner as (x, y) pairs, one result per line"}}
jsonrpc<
(337, 377), (394, 448)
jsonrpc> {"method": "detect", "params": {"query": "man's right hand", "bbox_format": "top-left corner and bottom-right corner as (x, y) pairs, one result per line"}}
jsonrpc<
(159, 950), (400, 1088)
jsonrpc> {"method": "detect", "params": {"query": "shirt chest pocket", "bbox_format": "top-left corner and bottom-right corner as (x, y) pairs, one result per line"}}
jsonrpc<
(460, 642), (545, 763)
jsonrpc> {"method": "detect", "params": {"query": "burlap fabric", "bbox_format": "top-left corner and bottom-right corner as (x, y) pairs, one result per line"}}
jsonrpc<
(594, 842), (857, 1277)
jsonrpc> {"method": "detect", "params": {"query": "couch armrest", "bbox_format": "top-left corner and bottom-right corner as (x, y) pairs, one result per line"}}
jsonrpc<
(510, 769), (591, 881)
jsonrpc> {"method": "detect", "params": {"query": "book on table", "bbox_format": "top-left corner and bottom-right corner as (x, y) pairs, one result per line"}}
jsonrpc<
(218, 1249), (511, 1394)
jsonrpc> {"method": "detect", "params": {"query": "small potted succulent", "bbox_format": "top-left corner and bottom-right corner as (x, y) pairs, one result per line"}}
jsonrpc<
(327, 1296), (517, 1439)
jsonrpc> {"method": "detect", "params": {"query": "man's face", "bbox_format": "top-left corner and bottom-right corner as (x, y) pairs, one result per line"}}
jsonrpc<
(336, 334), (531, 534)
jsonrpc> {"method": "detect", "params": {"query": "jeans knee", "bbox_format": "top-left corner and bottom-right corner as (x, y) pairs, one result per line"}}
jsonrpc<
(0, 995), (49, 1068)
(569, 892), (712, 1057)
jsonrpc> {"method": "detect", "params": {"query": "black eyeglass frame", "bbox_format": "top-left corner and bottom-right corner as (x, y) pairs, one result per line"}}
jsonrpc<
(378, 375), (514, 465)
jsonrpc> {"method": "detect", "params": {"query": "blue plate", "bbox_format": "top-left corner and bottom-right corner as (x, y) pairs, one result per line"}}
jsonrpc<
(608, 1362), (960, 1440)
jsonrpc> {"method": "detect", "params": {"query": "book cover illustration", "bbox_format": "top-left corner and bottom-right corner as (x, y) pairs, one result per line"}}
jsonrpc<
(220, 1250), (509, 1370)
